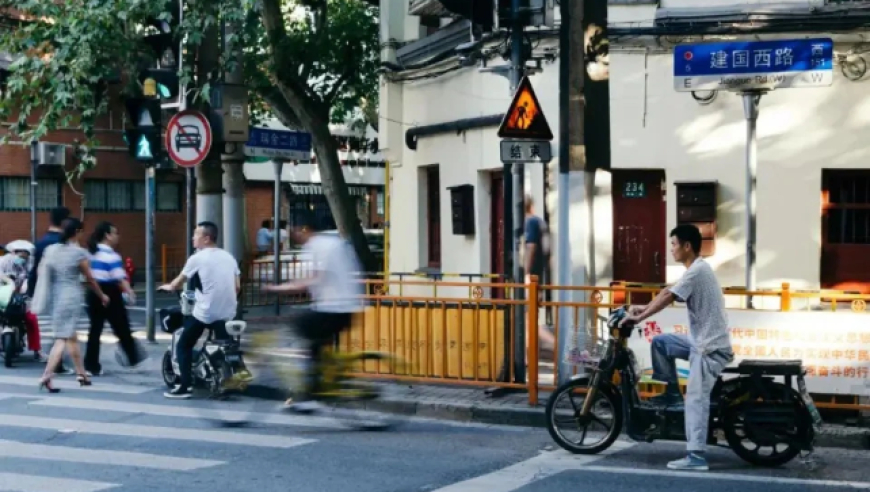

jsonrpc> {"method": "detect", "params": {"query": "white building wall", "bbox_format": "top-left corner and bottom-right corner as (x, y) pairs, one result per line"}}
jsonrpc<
(382, 2), (870, 291)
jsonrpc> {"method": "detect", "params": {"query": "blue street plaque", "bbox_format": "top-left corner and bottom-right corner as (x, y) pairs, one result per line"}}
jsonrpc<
(673, 38), (834, 92)
(244, 127), (313, 161)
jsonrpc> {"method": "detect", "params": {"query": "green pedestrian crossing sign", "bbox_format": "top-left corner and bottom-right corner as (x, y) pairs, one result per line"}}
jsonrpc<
(136, 134), (153, 160)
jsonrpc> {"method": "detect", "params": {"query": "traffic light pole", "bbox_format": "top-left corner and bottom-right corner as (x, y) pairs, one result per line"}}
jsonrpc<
(145, 164), (157, 342)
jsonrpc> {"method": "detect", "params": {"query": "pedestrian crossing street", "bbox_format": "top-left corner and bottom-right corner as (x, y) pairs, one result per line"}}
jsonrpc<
(0, 375), (333, 492)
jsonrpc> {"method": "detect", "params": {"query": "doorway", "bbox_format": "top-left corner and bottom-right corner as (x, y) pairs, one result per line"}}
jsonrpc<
(612, 170), (666, 302)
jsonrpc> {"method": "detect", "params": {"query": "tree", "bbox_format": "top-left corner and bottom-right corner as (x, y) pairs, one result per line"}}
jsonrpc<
(237, 0), (380, 271)
(0, 0), (381, 271)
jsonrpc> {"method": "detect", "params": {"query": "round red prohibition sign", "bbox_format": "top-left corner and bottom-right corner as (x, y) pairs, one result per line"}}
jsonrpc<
(165, 110), (213, 168)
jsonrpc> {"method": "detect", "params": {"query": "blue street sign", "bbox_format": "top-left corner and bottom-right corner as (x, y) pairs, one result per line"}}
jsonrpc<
(244, 127), (312, 161)
(673, 38), (834, 92)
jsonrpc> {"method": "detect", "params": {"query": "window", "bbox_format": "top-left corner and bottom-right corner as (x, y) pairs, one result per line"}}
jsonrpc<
(376, 190), (385, 216)
(0, 177), (62, 211)
(85, 180), (143, 212)
(157, 182), (181, 212)
(85, 180), (181, 212)
(426, 166), (441, 267)
(824, 171), (870, 244)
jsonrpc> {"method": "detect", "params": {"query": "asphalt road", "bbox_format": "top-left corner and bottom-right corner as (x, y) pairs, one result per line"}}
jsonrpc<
(1, 354), (870, 492)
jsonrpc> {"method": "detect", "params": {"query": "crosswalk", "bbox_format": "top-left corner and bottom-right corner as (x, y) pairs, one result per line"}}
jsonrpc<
(0, 377), (323, 491)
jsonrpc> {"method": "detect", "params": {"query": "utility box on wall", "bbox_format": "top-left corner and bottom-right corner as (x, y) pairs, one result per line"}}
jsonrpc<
(448, 184), (475, 236)
(675, 181), (718, 257)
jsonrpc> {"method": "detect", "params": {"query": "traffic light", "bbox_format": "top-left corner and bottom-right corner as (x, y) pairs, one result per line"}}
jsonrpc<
(141, 0), (183, 109)
(124, 97), (163, 162)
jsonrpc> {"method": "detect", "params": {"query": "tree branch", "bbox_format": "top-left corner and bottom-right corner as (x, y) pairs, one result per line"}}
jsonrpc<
(259, 86), (303, 129)
(324, 66), (353, 106)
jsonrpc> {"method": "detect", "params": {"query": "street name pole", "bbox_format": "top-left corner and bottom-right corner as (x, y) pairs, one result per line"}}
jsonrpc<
(145, 164), (157, 342)
(556, 0), (572, 384)
(272, 160), (283, 316)
(743, 91), (762, 309)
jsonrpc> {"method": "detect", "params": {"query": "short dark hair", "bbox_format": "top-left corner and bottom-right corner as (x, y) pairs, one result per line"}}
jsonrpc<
(60, 217), (84, 243)
(670, 224), (702, 255)
(197, 221), (219, 243)
(50, 207), (70, 227)
(261, 220), (271, 228)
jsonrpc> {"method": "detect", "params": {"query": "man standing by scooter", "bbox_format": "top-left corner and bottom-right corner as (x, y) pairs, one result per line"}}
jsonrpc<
(620, 224), (733, 472)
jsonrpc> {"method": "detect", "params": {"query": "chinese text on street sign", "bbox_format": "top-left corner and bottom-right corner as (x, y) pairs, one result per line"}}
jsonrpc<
(244, 127), (312, 161)
(500, 139), (552, 164)
(673, 38), (834, 92)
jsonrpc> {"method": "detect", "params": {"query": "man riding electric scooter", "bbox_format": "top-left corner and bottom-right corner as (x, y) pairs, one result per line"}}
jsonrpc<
(620, 224), (734, 472)
(0, 240), (45, 361)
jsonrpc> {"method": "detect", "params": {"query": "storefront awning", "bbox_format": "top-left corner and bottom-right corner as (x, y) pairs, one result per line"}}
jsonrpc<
(288, 183), (370, 196)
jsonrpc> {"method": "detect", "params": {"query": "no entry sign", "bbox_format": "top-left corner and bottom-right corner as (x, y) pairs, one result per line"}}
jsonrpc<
(165, 110), (212, 168)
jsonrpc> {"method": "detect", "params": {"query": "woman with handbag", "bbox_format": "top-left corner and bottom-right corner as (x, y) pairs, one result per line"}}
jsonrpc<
(32, 218), (109, 393)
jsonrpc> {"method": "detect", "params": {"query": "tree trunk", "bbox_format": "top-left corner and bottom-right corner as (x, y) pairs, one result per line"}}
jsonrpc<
(308, 119), (377, 272)
(195, 21), (224, 245)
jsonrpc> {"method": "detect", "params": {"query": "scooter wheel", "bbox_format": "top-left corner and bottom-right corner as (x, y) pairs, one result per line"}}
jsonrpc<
(545, 376), (623, 454)
(162, 351), (180, 388)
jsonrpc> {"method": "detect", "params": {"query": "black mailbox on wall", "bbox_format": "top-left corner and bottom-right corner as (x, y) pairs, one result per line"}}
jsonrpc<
(675, 181), (718, 257)
(448, 184), (475, 236)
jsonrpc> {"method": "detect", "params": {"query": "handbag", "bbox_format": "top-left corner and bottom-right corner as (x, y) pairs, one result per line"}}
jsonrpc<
(30, 245), (55, 316)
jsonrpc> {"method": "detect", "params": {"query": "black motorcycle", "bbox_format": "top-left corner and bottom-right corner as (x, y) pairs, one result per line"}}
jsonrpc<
(159, 291), (252, 397)
(0, 291), (30, 368)
(545, 307), (823, 467)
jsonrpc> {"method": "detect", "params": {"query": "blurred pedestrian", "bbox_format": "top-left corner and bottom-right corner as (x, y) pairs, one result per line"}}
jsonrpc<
(0, 241), (45, 361)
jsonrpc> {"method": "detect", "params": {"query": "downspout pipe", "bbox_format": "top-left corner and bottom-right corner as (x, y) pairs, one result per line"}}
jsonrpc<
(405, 114), (504, 150)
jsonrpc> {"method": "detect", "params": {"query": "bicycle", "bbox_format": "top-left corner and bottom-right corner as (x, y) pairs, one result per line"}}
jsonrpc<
(225, 313), (408, 430)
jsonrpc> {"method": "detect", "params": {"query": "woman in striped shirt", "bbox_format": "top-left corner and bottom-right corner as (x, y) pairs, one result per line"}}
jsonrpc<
(84, 222), (144, 375)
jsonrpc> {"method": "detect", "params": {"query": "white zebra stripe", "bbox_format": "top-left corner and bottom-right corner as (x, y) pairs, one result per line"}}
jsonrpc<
(0, 472), (117, 492)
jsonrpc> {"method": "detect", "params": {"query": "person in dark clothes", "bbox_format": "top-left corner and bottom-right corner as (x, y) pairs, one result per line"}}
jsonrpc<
(84, 222), (145, 376)
(29, 207), (73, 375)
(524, 195), (554, 353)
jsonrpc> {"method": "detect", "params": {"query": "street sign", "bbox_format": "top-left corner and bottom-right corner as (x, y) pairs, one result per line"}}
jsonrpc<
(500, 139), (552, 164)
(244, 127), (312, 161)
(673, 38), (834, 92)
(497, 76), (554, 141)
(165, 110), (212, 168)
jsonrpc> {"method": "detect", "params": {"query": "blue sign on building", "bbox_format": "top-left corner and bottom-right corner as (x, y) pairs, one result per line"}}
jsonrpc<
(244, 127), (313, 161)
(673, 38), (834, 92)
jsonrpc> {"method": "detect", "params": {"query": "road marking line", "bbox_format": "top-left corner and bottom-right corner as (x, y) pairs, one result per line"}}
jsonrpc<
(0, 472), (118, 492)
(0, 439), (222, 471)
(22, 394), (348, 429)
(577, 465), (870, 488)
(430, 442), (635, 492)
(0, 376), (151, 394)
(0, 414), (316, 449)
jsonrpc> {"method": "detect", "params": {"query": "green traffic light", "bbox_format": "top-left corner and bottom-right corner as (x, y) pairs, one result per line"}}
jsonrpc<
(157, 83), (171, 98)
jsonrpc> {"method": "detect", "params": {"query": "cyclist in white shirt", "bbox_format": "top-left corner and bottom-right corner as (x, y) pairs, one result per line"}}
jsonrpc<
(158, 221), (240, 399)
(264, 214), (363, 412)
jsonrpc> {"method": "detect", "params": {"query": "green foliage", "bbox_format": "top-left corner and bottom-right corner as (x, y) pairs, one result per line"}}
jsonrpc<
(0, 0), (379, 175)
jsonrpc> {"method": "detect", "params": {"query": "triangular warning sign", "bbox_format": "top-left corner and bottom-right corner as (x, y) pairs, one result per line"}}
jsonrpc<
(497, 77), (553, 141)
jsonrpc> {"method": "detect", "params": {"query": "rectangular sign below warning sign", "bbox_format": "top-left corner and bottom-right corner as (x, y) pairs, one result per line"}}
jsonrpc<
(500, 139), (552, 164)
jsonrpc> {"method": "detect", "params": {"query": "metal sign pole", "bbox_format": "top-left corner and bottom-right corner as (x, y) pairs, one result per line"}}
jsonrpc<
(509, 0), (527, 385)
(145, 165), (157, 342)
(743, 91), (762, 309)
(29, 140), (38, 244)
(273, 160), (284, 316)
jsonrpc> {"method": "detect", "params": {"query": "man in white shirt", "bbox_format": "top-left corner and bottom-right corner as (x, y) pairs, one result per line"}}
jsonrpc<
(159, 221), (241, 399)
(264, 214), (363, 412)
(620, 224), (733, 471)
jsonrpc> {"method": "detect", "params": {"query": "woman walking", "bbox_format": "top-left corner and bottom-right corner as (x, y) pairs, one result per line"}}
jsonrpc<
(38, 218), (108, 393)
(84, 222), (142, 376)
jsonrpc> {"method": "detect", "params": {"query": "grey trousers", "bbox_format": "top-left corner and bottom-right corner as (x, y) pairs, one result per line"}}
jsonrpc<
(651, 333), (733, 452)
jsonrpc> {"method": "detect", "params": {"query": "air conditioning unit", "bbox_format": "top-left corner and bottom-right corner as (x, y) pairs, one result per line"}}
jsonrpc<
(38, 143), (66, 166)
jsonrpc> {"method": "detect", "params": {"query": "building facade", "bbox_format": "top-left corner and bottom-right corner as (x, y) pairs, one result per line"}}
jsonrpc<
(0, 89), (186, 270)
(380, 0), (870, 292)
(243, 120), (386, 249)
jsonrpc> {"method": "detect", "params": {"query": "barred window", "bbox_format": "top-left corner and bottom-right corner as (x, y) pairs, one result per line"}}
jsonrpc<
(84, 180), (142, 212)
(0, 177), (62, 211)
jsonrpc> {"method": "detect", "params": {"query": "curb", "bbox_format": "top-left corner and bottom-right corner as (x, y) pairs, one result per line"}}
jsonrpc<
(244, 383), (869, 449)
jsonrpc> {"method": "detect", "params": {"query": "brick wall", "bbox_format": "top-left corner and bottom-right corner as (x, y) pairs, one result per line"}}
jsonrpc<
(0, 92), (187, 269)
